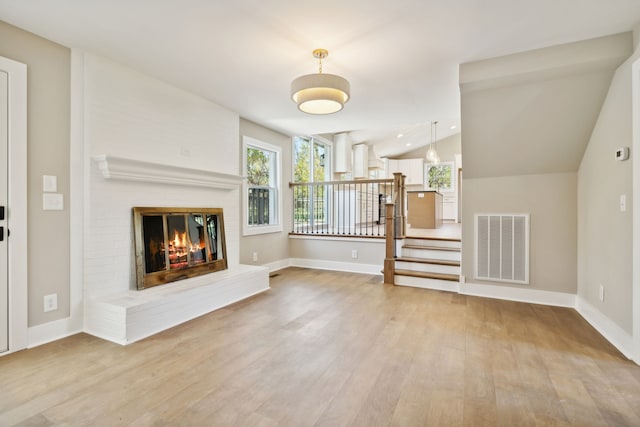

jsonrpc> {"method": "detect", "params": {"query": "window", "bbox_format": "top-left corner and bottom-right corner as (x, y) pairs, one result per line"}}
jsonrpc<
(425, 162), (454, 192)
(243, 136), (282, 235)
(292, 136), (332, 230)
(293, 136), (331, 183)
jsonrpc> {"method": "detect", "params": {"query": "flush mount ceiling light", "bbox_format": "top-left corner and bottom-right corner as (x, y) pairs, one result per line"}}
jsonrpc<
(291, 49), (350, 115)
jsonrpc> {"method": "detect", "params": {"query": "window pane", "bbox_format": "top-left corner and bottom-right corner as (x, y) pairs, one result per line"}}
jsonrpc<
(167, 215), (188, 270)
(206, 214), (223, 261)
(293, 136), (311, 183)
(247, 147), (273, 186)
(142, 215), (165, 273)
(313, 141), (328, 181)
(247, 142), (278, 228)
(187, 214), (207, 265)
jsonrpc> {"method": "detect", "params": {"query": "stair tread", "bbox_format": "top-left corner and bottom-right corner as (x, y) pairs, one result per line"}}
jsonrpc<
(402, 244), (461, 252)
(394, 269), (460, 282)
(396, 257), (460, 266)
(405, 236), (461, 242)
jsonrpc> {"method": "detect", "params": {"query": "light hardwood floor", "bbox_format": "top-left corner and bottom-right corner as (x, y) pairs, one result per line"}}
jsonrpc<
(1, 267), (639, 426)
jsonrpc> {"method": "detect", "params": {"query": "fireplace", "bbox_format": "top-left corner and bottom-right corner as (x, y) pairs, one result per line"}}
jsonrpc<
(133, 207), (227, 289)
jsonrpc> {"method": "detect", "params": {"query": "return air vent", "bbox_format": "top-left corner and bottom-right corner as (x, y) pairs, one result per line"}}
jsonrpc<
(475, 214), (529, 284)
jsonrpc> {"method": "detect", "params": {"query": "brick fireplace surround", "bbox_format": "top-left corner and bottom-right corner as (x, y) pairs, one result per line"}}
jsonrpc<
(84, 156), (269, 345)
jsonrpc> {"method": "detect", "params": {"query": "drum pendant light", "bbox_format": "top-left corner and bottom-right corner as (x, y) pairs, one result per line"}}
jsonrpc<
(291, 49), (350, 115)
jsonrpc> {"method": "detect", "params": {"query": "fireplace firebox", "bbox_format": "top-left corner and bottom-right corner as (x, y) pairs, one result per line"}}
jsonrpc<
(133, 207), (227, 289)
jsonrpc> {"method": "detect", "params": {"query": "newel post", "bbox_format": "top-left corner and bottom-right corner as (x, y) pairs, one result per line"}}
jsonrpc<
(384, 202), (396, 285)
(393, 172), (406, 239)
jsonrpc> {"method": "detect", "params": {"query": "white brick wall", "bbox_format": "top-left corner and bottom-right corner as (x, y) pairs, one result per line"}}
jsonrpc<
(82, 53), (242, 301)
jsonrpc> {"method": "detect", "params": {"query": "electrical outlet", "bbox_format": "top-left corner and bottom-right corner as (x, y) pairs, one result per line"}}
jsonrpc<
(599, 285), (605, 302)
(252, 252), (258, 262)
(43, 294), (58, 312)
(620, 194), (627, 212)
(351, 249), (358, 259)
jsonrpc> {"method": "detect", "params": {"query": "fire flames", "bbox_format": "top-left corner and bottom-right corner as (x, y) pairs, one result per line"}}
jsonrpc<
(168, 230), (206, 268)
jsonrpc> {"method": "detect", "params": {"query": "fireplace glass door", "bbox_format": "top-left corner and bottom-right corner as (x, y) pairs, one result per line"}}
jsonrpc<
(134, 207), (227, 289)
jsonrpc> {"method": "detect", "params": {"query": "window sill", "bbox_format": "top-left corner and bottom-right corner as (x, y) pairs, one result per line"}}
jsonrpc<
(243, 224), (283, 236)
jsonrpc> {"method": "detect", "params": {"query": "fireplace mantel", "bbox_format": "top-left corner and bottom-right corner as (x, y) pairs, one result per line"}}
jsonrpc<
(92, 155), (243, 190)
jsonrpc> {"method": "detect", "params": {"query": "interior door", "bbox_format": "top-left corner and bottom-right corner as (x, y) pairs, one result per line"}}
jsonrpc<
(0, 70), (8, 353)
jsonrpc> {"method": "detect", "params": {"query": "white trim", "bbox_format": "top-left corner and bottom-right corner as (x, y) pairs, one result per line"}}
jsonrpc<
(242, 136), (283, 236)
(289, 258), (382, 275)
(632, 56), (640, 362)
(27, 318), (82, 349)
(576, 296), (634, 359)
(288, 234), (385, 244)
(0, 55), (28, 356)
(68, 49), (85, 340)
(460, 281), (576, 308)
(263, 258), (292, 273)
(92, 155), (242, 189)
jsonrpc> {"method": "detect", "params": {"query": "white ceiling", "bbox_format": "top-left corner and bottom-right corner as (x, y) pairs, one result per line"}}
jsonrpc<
(0, 0), (639, 157)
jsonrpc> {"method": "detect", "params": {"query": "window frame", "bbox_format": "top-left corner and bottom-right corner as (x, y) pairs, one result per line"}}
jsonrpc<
(242, 136), (282, 236)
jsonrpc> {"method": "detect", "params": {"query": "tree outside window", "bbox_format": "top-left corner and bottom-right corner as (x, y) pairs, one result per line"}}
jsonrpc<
(426, 162), (453, 192)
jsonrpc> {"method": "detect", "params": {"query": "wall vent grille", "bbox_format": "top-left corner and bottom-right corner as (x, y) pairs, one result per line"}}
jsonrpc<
(475, 214), (529, 284)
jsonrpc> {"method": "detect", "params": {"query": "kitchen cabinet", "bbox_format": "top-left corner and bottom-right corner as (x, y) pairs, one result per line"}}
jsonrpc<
(333, 133), (352, 173)
(442, 194), (456, 220)
(386, 158), (424, 185)
(353, 144), (369, 178)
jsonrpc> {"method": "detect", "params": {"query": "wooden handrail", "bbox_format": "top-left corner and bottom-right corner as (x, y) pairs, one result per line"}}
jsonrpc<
(289, 178), (393, 187)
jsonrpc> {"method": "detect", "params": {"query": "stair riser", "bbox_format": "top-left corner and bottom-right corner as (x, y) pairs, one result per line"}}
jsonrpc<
(401, 248), (461, 261)
(404, 238), (461, 249)
(395, 261), (460, 275)
(394, 275), (460, 291)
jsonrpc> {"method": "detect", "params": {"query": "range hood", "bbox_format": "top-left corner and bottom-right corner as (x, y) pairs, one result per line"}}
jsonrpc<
(368, 146), (384, 170)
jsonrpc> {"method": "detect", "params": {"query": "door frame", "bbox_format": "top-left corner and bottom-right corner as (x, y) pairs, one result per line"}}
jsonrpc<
(1, 55), (28, 355)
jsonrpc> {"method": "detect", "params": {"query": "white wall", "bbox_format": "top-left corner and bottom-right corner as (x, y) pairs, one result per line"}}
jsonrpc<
(0, 21), (71, 327)
(578, 42), (639, 334)
(85, 54), (238, 174)
(462, 173), (577, 294)
(289, 237), (385, 275)
(82, 53), (241, 299)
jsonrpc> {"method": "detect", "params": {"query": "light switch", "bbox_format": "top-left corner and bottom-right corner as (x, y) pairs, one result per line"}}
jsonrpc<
(43, 193), (64, 211)
(620, 194), (626, 212)
(43, 175), (57, 192)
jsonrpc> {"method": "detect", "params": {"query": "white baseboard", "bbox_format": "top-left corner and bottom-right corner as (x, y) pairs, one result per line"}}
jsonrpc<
(28, 317), (83, 349)
(263, 258), (292, 273)
(289, 258), (383, 275)
(460, 281), (576, 308)
(575, 296), (634, 360)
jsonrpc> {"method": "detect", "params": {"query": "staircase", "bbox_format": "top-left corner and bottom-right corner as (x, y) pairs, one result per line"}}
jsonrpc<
(394, 236), (461, 291)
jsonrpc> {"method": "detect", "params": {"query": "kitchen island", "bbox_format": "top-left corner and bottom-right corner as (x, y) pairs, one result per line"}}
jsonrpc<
(407, 190), (443, 229)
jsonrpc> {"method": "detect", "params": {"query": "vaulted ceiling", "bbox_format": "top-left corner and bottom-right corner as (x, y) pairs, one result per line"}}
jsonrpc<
(0, 0), (639, 157)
